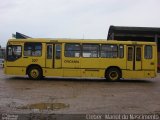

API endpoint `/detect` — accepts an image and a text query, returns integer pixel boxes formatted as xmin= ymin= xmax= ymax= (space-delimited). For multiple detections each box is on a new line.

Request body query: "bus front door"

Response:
xmin=127 ymin=46 xmax=142 ymax=70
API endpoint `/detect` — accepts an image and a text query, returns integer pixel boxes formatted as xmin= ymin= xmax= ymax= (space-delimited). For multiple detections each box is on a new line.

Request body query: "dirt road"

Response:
xmin=0 ymin=68 xmax=160 ymax=119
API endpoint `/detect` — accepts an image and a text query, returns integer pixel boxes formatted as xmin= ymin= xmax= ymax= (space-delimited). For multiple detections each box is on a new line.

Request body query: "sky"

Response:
xmin=0 ymin=0 xmax=160 ymax=47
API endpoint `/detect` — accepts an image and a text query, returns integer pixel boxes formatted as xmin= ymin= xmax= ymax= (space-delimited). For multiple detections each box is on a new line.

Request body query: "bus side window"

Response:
xmin=24 ymin=42 xmax=42 ymax=56
xmin=144 ymin=45 xmax=152 ymax=59
xmin=101 ymin=44 xmax=118 ymax=58
xmin=65 ymin=43 xmax=81 ymax=57
xmin=82 ymin=44 xmax=99 ymax=58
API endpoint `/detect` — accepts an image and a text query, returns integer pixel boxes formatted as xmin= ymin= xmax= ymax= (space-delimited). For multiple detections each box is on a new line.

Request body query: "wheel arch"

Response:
xmin=26 ymin=64 xmax=43 ymax=75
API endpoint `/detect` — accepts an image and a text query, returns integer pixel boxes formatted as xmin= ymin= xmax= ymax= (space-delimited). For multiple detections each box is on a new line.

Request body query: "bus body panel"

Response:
xmin=43 ymin=68 xmax=63 ymax=77
xmin=5 ymin=66 xmax=26 ymax=75
xmin=43 ymin=68 xmax=104 ymax=78
xmin=122 ymin=70 xmax=156 ymax=79
xmin=142 ymin=45 xmax=157 ymax=70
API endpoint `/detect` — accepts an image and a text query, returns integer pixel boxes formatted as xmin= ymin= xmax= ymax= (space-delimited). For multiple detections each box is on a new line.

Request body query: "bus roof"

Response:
xmin=8 ymin=38 xmax=156 ymax=45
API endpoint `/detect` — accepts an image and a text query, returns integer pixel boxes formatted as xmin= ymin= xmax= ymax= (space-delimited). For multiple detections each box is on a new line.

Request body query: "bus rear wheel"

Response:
xmin=105 ymin=68 xmax=121 ymax=81
xmin=28 ymin=66 xmax=42 ymax=80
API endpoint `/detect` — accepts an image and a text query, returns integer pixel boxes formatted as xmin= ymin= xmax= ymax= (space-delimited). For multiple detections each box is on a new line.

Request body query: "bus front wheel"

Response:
xmin=105 ymin=68 xmax=121 ymax=81
xmin=28 ymin=66 xmax=42 ymax=80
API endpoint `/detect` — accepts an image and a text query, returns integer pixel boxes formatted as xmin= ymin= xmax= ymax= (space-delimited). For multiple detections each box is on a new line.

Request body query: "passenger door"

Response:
xmin=54 ymin=44 xmax=62 ymax=68
xmin=127 ymin=46 xmax=142 ymax=70
xmin=135 ymin=46 xmax=142 ymax=70
xmin=46 ymin=44 xmax=54 ymax=68
xmin=46 ymin=44 xmax=62 ymax=68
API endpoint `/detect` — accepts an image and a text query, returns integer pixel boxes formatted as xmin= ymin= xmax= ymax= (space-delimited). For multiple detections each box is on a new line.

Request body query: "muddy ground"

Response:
xmin=0 ymin=68 xmax=160 ymax=119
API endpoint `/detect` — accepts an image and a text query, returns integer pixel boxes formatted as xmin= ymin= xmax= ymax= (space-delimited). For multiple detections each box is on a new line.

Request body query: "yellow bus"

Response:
xmin=4 ymin=38 xmax=157 ymax=81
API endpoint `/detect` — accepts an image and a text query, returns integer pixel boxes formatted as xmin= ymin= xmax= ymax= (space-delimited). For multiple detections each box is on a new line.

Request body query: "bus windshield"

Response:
xmin=7 ymin=45 xmax=22 ymax=61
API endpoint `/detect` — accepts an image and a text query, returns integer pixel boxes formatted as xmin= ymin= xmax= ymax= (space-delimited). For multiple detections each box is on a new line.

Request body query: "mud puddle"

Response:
xmin=20 ymin=103 xmax=69 ymax=110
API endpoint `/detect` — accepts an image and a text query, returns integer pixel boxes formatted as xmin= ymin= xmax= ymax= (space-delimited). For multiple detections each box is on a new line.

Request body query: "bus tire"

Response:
xmin=28 ymin=66 xmax=42 ymax=80
xmin=105 ymin=68 xmax=121 ymax=81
